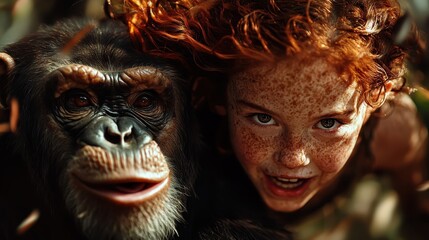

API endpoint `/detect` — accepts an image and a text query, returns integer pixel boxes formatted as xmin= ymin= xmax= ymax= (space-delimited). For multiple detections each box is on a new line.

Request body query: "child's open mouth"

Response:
xmin=271 ymin=177 xmax=309 ymax=189
xmin=265 ymin=175 xmax=313 ymax=198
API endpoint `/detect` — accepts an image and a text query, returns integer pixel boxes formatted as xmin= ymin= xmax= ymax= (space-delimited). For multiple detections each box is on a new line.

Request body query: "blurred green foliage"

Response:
xmin=0 ymin=0 xmax=104 ymax=48
xmin=413 ymin=91 xmax=429 ymax=126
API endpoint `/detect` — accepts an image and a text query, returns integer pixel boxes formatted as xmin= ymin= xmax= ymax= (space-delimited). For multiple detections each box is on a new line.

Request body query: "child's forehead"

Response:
xmin=230 ymin=57 xmax=356 ymax=95
xmin=231 ymin=47 xmax=372 ymax=87
xmin=228 ymin=59 xmax=363 ymax=120
xmin=232 ymin=53 xmax=341 ymax=79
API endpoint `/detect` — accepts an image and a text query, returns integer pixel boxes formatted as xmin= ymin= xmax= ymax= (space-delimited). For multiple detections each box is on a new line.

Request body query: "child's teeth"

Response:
xmin=272 ymin=177 xmax=305 ymax=189
xmin=276 ymin=177 xmax=298 ymax=183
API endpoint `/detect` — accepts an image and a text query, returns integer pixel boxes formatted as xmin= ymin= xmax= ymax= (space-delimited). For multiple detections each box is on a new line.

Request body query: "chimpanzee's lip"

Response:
xmin=73 ymin=175 xmax=169 ymax=205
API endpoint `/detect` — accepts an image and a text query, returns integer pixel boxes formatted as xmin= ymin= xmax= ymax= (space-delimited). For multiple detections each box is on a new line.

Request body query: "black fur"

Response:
xmin=0 ymin=18 xmax=199 ymax=240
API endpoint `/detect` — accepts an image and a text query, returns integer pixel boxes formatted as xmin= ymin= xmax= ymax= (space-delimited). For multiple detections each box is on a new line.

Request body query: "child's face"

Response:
xmin=226 ymin=57 xmax=372 ymax=212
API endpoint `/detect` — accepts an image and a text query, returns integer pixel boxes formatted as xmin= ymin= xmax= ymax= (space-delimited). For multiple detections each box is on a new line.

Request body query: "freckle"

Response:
xmin=324 ymin=84 xmax=333 ymax=94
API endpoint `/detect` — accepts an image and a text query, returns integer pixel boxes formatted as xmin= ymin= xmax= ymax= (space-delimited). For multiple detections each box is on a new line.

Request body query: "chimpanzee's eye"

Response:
xmin=133 ymin=91 xmax=158 ymax=110
xmin=64 ymin=90 xmax=93 ymax=110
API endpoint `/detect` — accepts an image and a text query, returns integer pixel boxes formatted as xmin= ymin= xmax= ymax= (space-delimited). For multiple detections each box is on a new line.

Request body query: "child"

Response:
xmin=111 ymin=0 xmax=428 ymax=238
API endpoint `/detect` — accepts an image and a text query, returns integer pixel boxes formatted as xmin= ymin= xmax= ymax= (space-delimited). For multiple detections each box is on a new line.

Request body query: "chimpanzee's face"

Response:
xmin=0 ymin=19 xmax=196 ymax=240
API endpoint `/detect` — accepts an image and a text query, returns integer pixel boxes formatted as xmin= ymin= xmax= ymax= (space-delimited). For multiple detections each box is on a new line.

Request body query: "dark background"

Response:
xmin=0 ymin=0 xmax=428 ymax=239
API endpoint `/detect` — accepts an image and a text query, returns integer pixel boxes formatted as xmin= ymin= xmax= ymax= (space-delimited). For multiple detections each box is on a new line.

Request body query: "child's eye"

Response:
xmin=251 ymin=113 xmax=276 ymax=125
xmin=316 ymin=118 xmax=340 ymax=130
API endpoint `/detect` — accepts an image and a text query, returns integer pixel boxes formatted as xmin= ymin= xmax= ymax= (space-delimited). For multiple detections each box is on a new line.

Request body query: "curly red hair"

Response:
xmin=106 ymin=0 xmax=419 ymax=107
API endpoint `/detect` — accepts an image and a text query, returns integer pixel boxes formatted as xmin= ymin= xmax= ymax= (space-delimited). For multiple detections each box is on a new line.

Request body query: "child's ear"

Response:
xmin=363 ymin=81 xmax=395 ymax=123
xmin=384 ymin=80 xmax=393 ymax=95
xmin=381 ymin=80 xmax=395 ymax=107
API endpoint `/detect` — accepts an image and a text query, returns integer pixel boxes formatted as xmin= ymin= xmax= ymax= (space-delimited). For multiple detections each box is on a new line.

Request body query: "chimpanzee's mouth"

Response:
xmin=73 ymin=176 xmax=169 ymax=205
xmin=86 ymin=181 xmax=154 ymax=194
xmin=106 ymin=182 xmax=150 ymax=193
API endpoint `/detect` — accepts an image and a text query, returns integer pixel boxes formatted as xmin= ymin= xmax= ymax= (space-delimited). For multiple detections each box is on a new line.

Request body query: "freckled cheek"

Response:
xmin=229 ymin=121 xmax=272 ymax=167
xmin=314 ymin=137 xmax=357 ymax=173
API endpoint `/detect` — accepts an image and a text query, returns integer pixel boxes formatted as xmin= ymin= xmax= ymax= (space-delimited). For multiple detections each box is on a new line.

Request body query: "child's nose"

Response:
xmin=276 ymin=147 xmax=311 ymax=169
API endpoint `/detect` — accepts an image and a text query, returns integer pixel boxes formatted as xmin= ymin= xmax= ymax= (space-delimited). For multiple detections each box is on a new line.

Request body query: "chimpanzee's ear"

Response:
xmin=0 ymin=52 xmax=15 ymax=105
xmin=0 ymin=52 xmax=16 ymax=133
xmin=0 ymin=52 xmax=15 ymax=76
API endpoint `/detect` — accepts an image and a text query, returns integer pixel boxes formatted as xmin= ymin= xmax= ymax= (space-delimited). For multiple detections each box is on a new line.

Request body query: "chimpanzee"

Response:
xmin=0 ymin=18 xmax=199 ymax=240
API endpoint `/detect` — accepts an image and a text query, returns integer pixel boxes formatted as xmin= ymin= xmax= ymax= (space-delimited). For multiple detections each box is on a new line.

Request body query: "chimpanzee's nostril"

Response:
xmin=104 ymin=125 xmax=134 ymax=145
xmin=124 ymin=131 xmax=133 ymax=143
xmin=105 ymin=128 xmax=122 ymax=144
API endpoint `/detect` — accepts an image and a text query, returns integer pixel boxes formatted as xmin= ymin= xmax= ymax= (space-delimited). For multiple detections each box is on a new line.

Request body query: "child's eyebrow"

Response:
xmin=316 ymin=109 xmax=357 ymax=119
xmin=238 ymin=99 xmax=357 ymax=118
xmin=237 ymin=100 xmax=274 ymax=113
